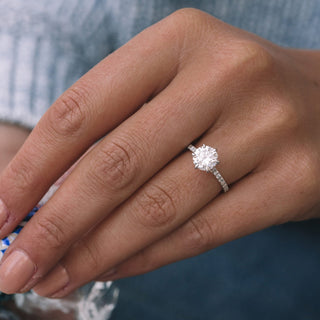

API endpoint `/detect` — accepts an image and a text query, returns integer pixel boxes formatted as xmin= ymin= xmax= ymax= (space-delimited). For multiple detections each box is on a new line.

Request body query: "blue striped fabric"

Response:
xmin=0 ymin=207 xmax=39 ymax=261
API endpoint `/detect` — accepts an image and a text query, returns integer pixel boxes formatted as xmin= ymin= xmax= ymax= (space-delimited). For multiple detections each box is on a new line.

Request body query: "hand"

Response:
xmin=0 ymin=8 xmax=319 ymax=297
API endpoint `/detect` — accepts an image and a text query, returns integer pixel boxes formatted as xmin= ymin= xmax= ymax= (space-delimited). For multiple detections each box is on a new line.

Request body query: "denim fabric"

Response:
xmin=1 ymin=0 xmax=320 ymax=127
xmin=112 ymin=220 xmax=320 ymax=320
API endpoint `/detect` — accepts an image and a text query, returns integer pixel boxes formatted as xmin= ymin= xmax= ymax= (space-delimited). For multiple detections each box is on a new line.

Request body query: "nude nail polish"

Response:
xmin=0 ymin=250 xmax=36 ymax=294
xmin=33 ymin=264 xmax=70 ymax=297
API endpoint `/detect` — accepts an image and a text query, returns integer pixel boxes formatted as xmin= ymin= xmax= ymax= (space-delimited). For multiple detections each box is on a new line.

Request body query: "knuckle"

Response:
xmin=5 ymin=156 xmax=39 ymax=195
xmin=164 ymin=8 xmax=212 ymax=47
xmin=89 ymin=137 xmax=141 ymax=192
xmin=48 ymin=86 xmax=89 ymax=137
xmin=264 ymin=99 xmax=300 ymax=135
xmin=220 ymin=37 xmax=276 ymax=85
xmin=253 ymin=95 xmax=300 ymax=139
xmin=182 ymin=215 xmax=214 ymax=252
xmin=132 ymin=183 xmax=177 ymax=229
xmin=170 ymin=8 xmax=208 ymax=26
xmin=34 ymin=215 xmax=68 ymax=250
xmin=226 ymin=40 xmax=275 ymax=77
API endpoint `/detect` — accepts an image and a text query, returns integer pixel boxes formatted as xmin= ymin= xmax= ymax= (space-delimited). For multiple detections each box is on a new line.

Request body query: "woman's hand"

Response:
xmin=0 ymin=9 xmax=319 ymax=297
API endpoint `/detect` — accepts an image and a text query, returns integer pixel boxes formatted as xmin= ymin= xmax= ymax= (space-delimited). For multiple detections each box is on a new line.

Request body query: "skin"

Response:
xmin=0 ymin=9 xmax=319 ymax=297
xmin=0 ymin=124 xmax=29 ymax=172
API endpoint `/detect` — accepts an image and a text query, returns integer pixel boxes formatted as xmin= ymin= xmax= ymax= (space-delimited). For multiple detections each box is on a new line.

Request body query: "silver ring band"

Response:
xmin=188 ymin=144 xmax=229 ymax=192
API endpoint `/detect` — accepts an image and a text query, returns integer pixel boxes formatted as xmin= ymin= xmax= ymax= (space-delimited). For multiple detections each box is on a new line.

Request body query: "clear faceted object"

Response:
xmin=192 ymin=144 xmax=219 ymax=172
xmin=0 ymin=281 xmax=119 ymax=320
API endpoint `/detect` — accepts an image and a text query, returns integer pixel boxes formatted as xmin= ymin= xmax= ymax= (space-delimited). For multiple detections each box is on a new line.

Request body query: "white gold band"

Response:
xmin=211 ymin=167 xmax=229 ymax=192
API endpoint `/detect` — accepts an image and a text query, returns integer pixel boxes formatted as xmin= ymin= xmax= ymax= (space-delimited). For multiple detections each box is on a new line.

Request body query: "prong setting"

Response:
xmin=188 ymin=144 xmax=229 ymax=192
xmin=190 ymin=144 xmax=219 ymax=172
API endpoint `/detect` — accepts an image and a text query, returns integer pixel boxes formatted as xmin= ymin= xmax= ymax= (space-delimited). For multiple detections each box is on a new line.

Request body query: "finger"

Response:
xmin=32 ymin=124 xmax=266 ymax=298
xmin=0 ymin=15 xmax=180 ymax=237
xmin=96 ymin=163 xmax=312 ymax=281
xmin=0 ymin=60 xmax=228 ymax=294
xmin=0 ymin=19 xmax=255 ymax=293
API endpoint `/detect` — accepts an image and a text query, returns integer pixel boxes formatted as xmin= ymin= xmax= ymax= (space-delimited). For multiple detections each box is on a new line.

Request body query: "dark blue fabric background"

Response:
xmin=112 ymin=220 xmax=320 ymax=319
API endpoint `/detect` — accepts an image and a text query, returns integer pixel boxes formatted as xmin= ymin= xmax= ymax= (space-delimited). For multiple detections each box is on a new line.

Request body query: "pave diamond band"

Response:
xmin=188 ymin=144 xmax=229 ymax=193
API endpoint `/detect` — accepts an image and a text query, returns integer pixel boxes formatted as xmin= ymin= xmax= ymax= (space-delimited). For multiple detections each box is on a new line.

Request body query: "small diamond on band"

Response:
xmin=188 ymin=144 xmax=229 ymax=192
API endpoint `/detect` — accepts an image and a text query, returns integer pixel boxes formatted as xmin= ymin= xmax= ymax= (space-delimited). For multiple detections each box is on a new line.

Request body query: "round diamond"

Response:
xmin=192 ymin=145 xmax=219 ymax=172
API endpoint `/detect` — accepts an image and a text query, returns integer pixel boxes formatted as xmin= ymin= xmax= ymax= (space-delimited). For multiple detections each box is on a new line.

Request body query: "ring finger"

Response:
xmin=33 ymin=126 xmax=264 ymax=298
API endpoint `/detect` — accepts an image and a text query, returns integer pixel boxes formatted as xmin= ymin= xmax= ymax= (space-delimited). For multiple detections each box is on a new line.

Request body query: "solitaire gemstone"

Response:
xmin=192 ymin=145 xmax=219 ymax=172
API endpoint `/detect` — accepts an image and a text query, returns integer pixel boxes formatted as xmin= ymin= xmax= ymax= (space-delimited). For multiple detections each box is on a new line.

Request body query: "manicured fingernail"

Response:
xmin=0 ymin=250 xmax=36 ymax=294
xmin=19 ymin=276 xmax=42 ymax=294
xmin=50 ymin=288 xmax=70 ymax=299
xmin=33 ymin=264 xmax=69 ymax=297
xmin=0 ymin=199 xmax=9 ymax=230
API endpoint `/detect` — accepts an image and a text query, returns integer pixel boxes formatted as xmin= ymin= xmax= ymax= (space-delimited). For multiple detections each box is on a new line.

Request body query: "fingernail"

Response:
xmin=33 ymin=264 xmax=69 ymax=297
xmin=0 ymin=199 xmax=9 ymax=230
xmin=19 ymin=276 xmax=42 ymax=293
xmin=0 ymin=250 xmax=36 ymax=294
xmin=50 ymin=288 xmax=70 ymax=299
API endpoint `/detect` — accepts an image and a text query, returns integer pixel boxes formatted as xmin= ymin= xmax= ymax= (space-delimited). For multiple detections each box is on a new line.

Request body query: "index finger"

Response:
xmin=0 ymin=16 xmax=180 ymax=237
